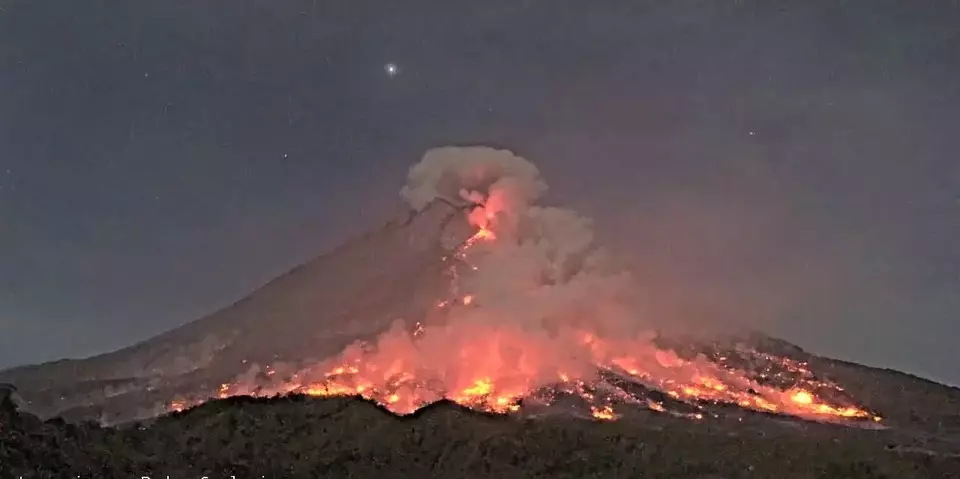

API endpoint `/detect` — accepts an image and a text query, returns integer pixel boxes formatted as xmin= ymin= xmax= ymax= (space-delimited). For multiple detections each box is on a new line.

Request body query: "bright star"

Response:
xmin=384 ymin=62 xmax=398 ymax=77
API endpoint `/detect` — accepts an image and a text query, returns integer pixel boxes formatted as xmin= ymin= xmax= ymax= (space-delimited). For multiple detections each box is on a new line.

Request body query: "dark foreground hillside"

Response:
xmin=2 ymin=395 xmax=959 ymax=479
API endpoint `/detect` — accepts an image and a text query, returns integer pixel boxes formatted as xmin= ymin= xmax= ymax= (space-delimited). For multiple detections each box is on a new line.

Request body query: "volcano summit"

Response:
xmin=1 ymin=147 xmax=958 ymax=443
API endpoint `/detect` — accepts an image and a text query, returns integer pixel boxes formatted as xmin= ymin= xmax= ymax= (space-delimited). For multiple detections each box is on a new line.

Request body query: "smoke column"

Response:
xmin=289 ymin=145 xmax=650 ymax=409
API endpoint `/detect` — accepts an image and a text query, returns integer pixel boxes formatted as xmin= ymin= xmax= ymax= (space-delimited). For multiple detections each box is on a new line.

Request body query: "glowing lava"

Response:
xmin=591 ymin=405 xmax=617 ymax=421
xmin=791 ymin=390 xmax=814 ymax=405
xmin=170 ymin=215 xmax=878 ymax=425
xmin=167 ymin=147 xmax=880 ymax=426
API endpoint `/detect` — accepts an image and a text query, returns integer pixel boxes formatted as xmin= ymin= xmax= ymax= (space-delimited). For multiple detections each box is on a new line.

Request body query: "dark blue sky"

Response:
xmin=1 ymin=1 xmax=958 ymax=384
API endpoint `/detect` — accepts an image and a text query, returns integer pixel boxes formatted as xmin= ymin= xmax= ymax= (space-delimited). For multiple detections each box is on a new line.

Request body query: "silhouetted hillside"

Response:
xmin=0 ymin=200 xmax=472 ymax=424
xmin=2 ymin=394 xmax=959 ymax=478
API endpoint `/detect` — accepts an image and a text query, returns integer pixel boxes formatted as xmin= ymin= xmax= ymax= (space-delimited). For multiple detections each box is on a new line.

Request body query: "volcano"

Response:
xmin=2 ymin=146 xmax=959 ymax=450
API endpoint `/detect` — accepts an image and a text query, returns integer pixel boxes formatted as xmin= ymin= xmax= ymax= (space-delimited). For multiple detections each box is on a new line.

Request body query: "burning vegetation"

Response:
xmin=169 ymin=146 xmax=879 ymax=425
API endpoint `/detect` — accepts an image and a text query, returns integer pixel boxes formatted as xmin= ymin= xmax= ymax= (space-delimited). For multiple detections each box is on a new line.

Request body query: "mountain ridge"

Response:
xmin=1 ymin=143 xmax=957 ymax=456
xmin=1 ymin=195 xmax=959 ymax=444
xmin=0 ymin=199 xmax=473 ymax=423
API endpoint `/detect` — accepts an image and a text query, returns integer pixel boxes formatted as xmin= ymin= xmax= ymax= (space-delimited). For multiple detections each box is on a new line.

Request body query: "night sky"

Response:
xmin=1 ymin=1 xmax=958 ymax=384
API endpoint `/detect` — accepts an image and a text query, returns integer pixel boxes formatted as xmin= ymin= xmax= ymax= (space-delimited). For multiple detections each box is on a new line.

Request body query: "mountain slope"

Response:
xmin=0 ymin=200 xmax=473 ymax=423
xmin=1 ymin=146 xmax=958 ymax=452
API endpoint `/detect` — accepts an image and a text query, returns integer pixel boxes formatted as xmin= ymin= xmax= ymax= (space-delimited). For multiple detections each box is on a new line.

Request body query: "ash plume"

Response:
xmin=400 ymin=146 xmax=547 ymax=214
xmin=402 ymin=145 xmax=635 ymax=325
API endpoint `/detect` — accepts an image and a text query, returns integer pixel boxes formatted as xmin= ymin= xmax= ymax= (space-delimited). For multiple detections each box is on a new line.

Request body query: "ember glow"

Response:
xmin=591 ymin=405 xmax=617 ymax=421
xmin=168 ymin=146 xmax=880 ymax=425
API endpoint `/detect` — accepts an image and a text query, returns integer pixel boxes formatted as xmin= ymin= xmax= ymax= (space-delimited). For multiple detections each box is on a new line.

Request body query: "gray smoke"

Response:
xmin=400 ymin=146 xmax=547 ymax=213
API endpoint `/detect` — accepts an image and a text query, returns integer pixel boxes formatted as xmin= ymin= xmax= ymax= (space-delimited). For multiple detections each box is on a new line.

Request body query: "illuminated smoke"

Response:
xmin=175 ymin=146 xmax=879 ymax=425
xmin=400 ymin=146 xmax=546 ymax=213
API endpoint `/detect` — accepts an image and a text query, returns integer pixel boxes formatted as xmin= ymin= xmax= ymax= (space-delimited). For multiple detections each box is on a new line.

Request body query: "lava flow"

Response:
xmin=168 ymin=146 xmax=880 ymax=426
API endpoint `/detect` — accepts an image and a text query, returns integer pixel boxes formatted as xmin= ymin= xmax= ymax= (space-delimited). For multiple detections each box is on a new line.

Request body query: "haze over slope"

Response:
xmin=0 ymin=191 xmax=473 ymax=423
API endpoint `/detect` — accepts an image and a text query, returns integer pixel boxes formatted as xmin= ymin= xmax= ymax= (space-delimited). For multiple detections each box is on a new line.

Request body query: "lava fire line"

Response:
xmin=169 ymin=211 xmax=878 ymax=425
xmin=167 ymin=147 xmax=881 ymax=426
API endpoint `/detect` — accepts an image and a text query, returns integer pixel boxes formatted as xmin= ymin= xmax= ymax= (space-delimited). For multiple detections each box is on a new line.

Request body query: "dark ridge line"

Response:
xmin=158 ymin=394 xmax=514 ymax=427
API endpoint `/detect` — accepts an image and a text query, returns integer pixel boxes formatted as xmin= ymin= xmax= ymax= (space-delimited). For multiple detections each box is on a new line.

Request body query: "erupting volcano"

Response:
xmin=21 ymin=145 xmax=960 ymax=434
xmin=155 ymin=146 xmax=879 ymax=426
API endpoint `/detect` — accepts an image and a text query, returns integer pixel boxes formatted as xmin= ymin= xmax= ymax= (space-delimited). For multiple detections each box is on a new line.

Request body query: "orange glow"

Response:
xmin=591 ymin=405 xmax=616 ymax=420
xmin=474 ymin=228 xmax=495 ymax=241
xmin=647 ymin=401 xmax=666 ymax=413
xmin=461 ymin=378 xmax=493 ymax=396
xmin=167 ymin=208 xmax=879 ymax=427
xmin=790 ymin=390 xmax=814 ymax=405
xmin=462 ymin=227 xmax=496 ymax=249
